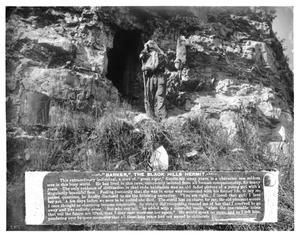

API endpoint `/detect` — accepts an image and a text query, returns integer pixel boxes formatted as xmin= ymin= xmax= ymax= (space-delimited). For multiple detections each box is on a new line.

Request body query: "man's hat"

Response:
xmin=144 ymin=40 xmax=165 ymax=55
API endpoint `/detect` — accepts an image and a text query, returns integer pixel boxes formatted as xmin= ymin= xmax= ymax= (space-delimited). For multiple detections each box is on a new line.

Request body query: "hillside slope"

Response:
xmin=6 ymin=6 xmax=293 ymax=231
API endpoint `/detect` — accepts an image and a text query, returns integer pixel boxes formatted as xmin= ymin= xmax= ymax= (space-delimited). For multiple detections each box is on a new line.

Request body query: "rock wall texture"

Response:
xmin=6 ymin=6 xmax=293 ymax=158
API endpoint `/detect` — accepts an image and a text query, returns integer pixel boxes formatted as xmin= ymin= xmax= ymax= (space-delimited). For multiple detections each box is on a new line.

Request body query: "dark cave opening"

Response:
xmin=106 ymin=30 xmax=143 ymax=101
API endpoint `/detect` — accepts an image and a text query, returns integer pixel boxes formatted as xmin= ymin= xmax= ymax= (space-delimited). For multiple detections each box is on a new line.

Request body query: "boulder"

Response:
xmin=17 ymin=26 xmax=76 ymax=54
xmin=18 ymin=91 xmax=50 ymax=125
xmin=266 ymin=142 xmax=291 ymax=161
xmin=150 ymin=146 xmax=169 ymax=171
xmin=133 ymin=113 xmax=154 ymax=125
xmin=20 ymin=67 xmax=118 ymax=103
xmin=75 ymin=46 xmax=108 ymax=76
xmin=242 ymin=41 xmax=277 ymax=73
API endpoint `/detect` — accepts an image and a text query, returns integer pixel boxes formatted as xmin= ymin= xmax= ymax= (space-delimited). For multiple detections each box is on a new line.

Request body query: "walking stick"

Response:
xmin=142 ymin=71 xmax=150 ymax=116
xmin=179 ymin=66 xmax=183 ymax=81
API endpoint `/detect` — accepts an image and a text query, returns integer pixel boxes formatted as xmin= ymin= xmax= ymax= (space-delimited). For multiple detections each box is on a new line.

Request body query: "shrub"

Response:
xmin=7 ymin=100 xmax=294 ymax=230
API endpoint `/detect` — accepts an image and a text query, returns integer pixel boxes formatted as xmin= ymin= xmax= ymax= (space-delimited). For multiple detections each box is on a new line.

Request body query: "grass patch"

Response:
xmin=7 ymin=102 xmax=294 ymax=230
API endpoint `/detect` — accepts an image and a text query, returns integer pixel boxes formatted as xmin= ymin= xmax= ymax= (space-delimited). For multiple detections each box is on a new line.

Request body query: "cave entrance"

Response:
xmin=106 ymin=30 xmax=143 ymax=102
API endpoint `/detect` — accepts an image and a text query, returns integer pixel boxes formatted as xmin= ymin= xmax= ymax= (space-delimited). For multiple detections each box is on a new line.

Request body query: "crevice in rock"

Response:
xmin=106 ymin=29 xmax=143 ymax=102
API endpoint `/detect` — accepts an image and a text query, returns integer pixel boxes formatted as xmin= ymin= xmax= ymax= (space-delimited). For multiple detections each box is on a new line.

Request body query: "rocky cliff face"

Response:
xmin=5 ymin=6 xmax=294 ymax=230
xmin=6 ymin=6 xmax=293 ymax=159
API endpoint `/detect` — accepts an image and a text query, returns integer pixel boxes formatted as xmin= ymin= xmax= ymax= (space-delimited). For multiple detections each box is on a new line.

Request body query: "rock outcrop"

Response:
xmin=6 ymin=6 xmax=293 ymax=158
xmin=5 ymin=6 xmax=294 ymax=231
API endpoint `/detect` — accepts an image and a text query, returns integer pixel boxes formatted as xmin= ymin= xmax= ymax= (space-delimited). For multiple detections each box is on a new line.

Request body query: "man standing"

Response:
xmin=139 ymin=40 xmax=167 ymax=120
